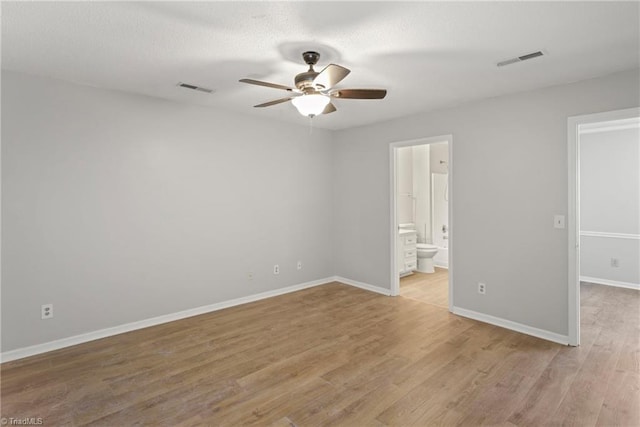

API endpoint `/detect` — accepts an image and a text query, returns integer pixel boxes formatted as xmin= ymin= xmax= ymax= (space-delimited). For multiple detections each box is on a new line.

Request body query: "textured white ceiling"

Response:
xmin=2 ymin=1 xmax=639 ymax=130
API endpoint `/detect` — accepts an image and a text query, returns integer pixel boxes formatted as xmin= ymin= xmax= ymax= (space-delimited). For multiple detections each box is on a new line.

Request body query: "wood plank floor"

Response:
xmin=400 ymin=268 xmax=449 ymax=308
xmin=1 ymin=281 xmax=638 ymax=426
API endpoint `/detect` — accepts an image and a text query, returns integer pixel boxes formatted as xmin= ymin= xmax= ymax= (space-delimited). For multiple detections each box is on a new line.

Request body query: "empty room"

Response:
xmin=1 ymin=2 xmax=639 ymax=426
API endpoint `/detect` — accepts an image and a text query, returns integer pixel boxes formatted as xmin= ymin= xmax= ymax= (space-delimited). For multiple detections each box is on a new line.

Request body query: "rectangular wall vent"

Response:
xmin=497 ymin=51 xmax=544 ymax=67
xmin=177 ymin=82 xmax=214 ymax=93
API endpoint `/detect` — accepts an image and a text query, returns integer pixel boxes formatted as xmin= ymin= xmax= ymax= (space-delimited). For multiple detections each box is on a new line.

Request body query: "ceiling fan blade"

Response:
xmin=254 ymin=97 xmax=293 ymax=108
xmin=313 ymin=64 xmax=350 ymax=90
xmin=240 ymin=78 xmax=295 ymax=92
xmin=322 ymin=102 xmax=337 ymax=115
xmin=330 ymin=89 xmax=387 ymax=99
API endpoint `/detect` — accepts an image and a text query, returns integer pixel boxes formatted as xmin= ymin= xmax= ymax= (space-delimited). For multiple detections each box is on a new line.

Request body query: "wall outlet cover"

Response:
xmin=41 ymin=304 xmax=53 ymax=319
xmin=554 ymin=215 xmax=565 ymax=229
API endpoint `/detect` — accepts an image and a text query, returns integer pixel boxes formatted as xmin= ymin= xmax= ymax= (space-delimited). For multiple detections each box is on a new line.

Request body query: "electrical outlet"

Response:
xmin=41 ymin=304 xmax=53 ymax=319
xmin=297 ymin=261 xmax=302 ymax=270
xmin=273 ymin=264 xmax=280 ymax=275
xmin=611 ymin=258 xmax=619 ymax=268
xmin=478 ymin=282 xmax=486 ymax=295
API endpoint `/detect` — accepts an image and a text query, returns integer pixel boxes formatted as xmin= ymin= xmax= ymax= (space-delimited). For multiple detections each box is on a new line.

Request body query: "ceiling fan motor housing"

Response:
xmin=295 ymin=71 xmax=321 ymax=92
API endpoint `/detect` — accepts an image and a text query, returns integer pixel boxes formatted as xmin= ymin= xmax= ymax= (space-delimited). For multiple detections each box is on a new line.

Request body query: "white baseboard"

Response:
xmin=452 ymin=306 xmax=569 ymax=346
xmin=0 ymin=277 xmax=333 ymax=364
xmin=332 ymin=276 xmax=392 ymax=296
xmin=580 ymin=276 xmax=640 ymax=290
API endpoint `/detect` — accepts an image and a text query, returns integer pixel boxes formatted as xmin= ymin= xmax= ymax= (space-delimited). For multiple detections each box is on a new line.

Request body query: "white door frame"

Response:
xmin=567 ymin=106 xmax=640 ymax=346
xmin=389 ymin=134 xmax=453 ymax=313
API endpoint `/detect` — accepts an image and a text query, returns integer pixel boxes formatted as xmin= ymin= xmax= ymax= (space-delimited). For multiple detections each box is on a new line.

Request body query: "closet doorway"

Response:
xmin=567 ymin=107 xmax=640 ymax=346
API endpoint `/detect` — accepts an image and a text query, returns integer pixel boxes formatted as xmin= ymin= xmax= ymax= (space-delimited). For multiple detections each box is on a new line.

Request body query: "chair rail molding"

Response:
xmin=580 ymin=231 xmax=640 ymax=240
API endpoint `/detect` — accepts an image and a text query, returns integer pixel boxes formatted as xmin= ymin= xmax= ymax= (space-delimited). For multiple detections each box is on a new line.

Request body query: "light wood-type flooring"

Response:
xmin=1 ymin=281 xmax=638 ymax=426
xmin=400 ymin=267 xmax=449 ymax=308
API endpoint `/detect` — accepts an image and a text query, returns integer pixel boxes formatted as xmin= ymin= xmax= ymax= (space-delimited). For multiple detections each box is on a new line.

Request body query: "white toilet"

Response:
xmin=416 ymin=243 xmax=438 ymax=273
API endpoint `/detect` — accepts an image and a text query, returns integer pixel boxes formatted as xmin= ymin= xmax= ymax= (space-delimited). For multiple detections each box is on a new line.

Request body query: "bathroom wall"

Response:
xmin=432 ymin=172 xmax=449 ymax=268
xmin=430 ymin=142 xmax=449 ymax=174
xmin=395 ymin=145 xmax=431 ymax=243
xmin=2 ymin=71 xmax=335 ymax=352
xmin=396 ymin=146 xmax=414 ymax=225
xmin=580 ymin=124 xmax=640 ymax=288
xmin=429 ymin=141 xmax=449 ymax=252
xmin=412 ymin=145 xmax=431 ymax=243
xmin=332 ymin=68 xmax=640 ymax=338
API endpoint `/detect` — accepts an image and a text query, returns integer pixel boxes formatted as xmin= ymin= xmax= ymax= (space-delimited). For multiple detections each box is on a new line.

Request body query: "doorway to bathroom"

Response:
xmin=390 ymin=135 xmax=453 ymax=311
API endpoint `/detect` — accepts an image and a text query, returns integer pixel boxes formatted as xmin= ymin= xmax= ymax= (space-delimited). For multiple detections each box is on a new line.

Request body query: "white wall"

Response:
xmin=412 ymin=145 xmax=430 ymax=243
xmin=580 ymin=126 xmax=640 ymax=286
xmin=396 ymin=146 xmax=413 ymax=225
xmin=429 ymin=141 xmax=448 ymax=250
xmin=430 ymin=142 xmax=449 ymax=175
xmin=333 ymin=68 xmax=640 ymax=337
xmin=1 ymin=71 xmax=335 ymax=352
xmin=395 ymin=144 xmax=432 ymax=242
xmin=396 ymin=145 xmax=431 ymax=242
xmin=431 ymin=172 xmax=449 ymax=248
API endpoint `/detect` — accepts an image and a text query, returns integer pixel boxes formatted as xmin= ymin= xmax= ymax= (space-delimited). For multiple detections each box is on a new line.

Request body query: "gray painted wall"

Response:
xmin=580 ymin=128 xmax=639 ymax=234
xmin=1 ymin=71 xmax=335 ymax=351
xmin=2 ymin=68 xmax=639 ymax=353
xmin=332 ymin=69 xmax=640 ymax=336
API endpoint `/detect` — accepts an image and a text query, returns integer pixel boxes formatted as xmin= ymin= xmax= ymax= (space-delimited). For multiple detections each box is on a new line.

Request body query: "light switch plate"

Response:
xmin=554 ymin=215 xmax=565 ymax=229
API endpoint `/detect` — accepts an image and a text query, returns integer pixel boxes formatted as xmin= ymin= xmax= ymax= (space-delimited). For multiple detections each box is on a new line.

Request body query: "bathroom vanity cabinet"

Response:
xmin=398 ymin=230 xmax=417 ymax=276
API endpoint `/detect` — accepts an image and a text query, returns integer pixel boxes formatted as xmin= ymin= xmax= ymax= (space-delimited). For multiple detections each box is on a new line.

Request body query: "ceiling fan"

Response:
xmin=239 ymin=51 xmax=387 ymax=118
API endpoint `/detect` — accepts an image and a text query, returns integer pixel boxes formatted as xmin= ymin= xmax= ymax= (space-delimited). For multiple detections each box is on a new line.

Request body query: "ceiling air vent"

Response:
xmin=177 ymin=82 xmax=214 ymax=93
xmin=497 ymin=51 xmax=544 ymax=67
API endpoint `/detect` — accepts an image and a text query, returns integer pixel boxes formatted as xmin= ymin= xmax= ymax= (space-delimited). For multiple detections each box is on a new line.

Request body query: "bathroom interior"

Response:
xmin=397 ymin=141 xmax=449 ymax=307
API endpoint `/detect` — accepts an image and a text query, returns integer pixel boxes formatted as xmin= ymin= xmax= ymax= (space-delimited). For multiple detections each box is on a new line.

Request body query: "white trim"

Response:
xmin=580 ymin=231 xmax=640 ymax=240
xmin=389 ymin=142 xmax=399 ymax=296
xmin=389 ymin=134 xmax=453 ymax=311
xmin=580 ymin=276 xmax=640 ymax=290
xmin=447 ymin=139 xmax=454 ymax=313
xmin=568 ymin=115 xmax=580 ymax=346
xmin=452 ymin=306 xmax=569 ymax=346
xmin=578 ymin=118 xmax=639 ymax=134
xmin=0 ymin=277 xmax=333 ymax=363
xmin=567 ymin=107 xmax=640 ymax=348
xmin=579 ymin=123 xmax=639 ymax=134
xmin=333 ymin=276 xmax=392 ymax=296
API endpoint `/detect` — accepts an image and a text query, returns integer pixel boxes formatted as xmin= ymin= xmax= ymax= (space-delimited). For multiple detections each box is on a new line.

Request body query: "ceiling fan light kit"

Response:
xmin=291 ymin=93 xmax=330 ymax=117
xmin=240 ymin=51 xmax=386 ymax=118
